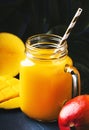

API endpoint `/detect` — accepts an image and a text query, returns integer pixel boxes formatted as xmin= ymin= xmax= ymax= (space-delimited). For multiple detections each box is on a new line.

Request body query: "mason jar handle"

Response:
xmin=65 ymin=64 xmax=80 ymax=98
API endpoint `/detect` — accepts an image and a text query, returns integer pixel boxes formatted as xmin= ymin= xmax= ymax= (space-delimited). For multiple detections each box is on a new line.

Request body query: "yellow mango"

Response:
xmin=0 ymin=76 xmax=19 ymax=90
xmin=0 ymin=32 xmax=25 ymax=76
xmin=0 ymin=75 xmax=11 ymax=90
xmin=0 ymin=96 xmax=20 ymax=109
xmin=0 ymin=76 xmax=19 ymax=103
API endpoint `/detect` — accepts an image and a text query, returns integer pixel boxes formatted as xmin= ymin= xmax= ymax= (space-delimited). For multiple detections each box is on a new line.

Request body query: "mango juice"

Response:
xmin=20 ymin=56 xmax=73 ymax=121
xmin=19 ymin=34 xmax=80 ymax=121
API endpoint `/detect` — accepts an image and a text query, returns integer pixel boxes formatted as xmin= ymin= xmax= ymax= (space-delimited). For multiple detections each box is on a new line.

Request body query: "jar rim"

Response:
xmin=26 ymin=33 xmax=67 ymax=50
xmin=25 ymin=34 xmax=68 ymax=60
xmin=27 ymin=33 xmax=62 ymax=40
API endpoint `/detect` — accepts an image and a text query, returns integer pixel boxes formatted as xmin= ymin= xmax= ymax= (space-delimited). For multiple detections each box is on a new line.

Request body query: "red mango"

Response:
xmin=58 ymin=95 xmax=89 ymax=130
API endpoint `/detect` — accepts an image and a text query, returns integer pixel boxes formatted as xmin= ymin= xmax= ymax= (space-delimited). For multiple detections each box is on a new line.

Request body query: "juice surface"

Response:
xmin=20 ymin=55 xmax=73 ymax=121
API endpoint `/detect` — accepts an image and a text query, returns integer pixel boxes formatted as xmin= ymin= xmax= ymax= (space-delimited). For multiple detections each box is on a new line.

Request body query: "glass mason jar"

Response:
xmin=20 ymin=34 xmax=81 ymax=122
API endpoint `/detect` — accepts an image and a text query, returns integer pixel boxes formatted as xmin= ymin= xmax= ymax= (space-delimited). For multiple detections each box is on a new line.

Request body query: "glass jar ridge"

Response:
xmin=25 ymin=34 xmax=68 ymax=60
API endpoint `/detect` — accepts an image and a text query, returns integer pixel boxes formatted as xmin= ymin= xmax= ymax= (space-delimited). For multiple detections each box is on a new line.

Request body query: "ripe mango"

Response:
xmin=0 ymin=32 xmax=25 ymax=76
xmin=0 ymin=76 xmax=20 ymax=109
xmin=0 ymin=97 xmax=20 ymax=109
xmin=0 ymin=32 xmax=25 ymax=109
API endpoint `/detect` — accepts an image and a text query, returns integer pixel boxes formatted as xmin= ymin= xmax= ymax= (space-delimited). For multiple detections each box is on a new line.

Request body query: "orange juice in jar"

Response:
xmin=20 ymin=34 xmax=80 ymax=121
